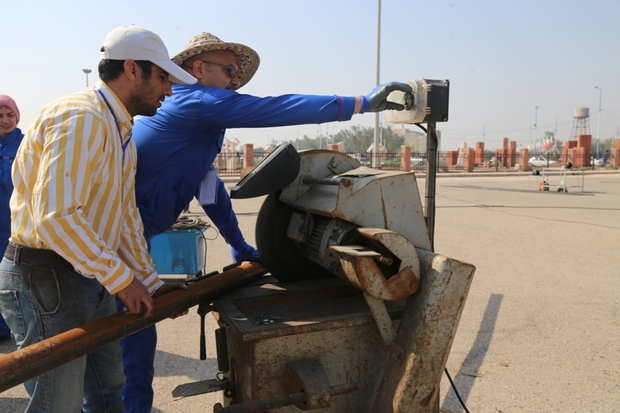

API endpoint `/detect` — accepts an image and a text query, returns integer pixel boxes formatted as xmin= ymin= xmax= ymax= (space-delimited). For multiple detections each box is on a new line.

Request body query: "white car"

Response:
xmin=410 ymin=156 xmax=425 ymax=165
xmin=529 ymin=156 xmax=556 ymax=167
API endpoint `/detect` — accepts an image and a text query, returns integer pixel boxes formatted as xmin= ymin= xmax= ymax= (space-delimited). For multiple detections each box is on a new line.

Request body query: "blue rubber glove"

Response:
xmin=361 ymin=81 xmax=413 ymax=113
xmin=221 ymin=226 xmax=260 ymax=263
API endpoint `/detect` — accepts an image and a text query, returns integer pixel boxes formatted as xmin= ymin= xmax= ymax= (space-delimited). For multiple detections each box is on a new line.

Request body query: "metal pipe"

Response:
xmin=425 ymin=122 xmax=438 ymax=252
xmin=372 ymin=254 xmax=393 ymax=266
xmin=301 ymin=177 xmax=341 ymax=186
xmin=595 ymin=86 xmax=602 ymax=160
xmin=0 ymin=261 xmax=267 ymax=393
xmin=301 ymin=176 xmax=352 ymax=187
xmin=372 ymin=0 xmax=382 ymax=169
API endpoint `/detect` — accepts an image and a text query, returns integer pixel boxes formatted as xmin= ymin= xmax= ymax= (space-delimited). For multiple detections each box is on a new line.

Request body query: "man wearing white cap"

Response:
xmin=0 ymin=25 xmax=195 ymax=412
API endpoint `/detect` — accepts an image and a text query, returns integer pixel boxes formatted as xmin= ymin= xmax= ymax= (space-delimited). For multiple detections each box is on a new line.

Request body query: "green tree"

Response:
xmin=383 ymin=126 xmax=405 ymax=152
xmin=343 ymin=125 xmax=372 ymax=153
xmin=600 ymin=137 xmax=615 ymax=153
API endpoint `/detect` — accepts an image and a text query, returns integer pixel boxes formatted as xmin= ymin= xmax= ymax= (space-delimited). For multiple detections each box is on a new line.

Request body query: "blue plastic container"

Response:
xmin=149 ymin=228 xmax=206 ymax=275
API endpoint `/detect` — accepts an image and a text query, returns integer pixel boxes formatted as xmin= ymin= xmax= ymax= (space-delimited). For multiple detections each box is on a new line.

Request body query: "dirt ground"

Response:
xmin=1 ymin=170 xmax=619 ymax=412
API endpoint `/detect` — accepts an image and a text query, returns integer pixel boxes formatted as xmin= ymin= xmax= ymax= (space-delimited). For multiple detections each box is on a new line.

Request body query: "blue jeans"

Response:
xmin=0 ymin=257 xmax=125 ymax=413
xmin=117 ymin=296 xmax=157 ymax=413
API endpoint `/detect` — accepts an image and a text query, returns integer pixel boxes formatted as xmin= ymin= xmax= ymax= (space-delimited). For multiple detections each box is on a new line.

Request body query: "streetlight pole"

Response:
xmin=372 ymin=0 xmax=381 ymax=168
xmin=595 ymin=86 xmax=602 ymax=159
xmin=533 ymin=105 xmax=540 ymax=156
xmin=534 ymin=105 xmax=540 ymax=137
xmin=553 ymin=117 xmax=560 ymax=156
xmin=82 ymin=68 xmax=92 ymax=88
xmin=326 ymin=124 xmax=329 ymax=147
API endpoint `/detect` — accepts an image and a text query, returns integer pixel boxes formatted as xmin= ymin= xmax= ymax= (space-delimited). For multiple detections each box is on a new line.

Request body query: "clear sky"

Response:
xmin=2 ymin=0 xmax=618 ymax=152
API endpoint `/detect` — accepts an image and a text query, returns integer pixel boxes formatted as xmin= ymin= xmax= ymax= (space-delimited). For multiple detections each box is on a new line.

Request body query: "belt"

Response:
xmin=4 ymin=242 xmax=73 ymax=268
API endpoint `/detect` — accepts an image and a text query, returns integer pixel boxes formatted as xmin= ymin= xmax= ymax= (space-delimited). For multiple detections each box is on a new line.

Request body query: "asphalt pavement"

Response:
xmin=1 ymin=170 xmax=619 ymax=412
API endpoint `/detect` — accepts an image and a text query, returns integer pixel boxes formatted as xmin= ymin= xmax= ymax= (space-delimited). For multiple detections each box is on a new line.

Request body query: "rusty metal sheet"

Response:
xmin=285 ymin=359 xmax=333 ymax=410
xmin=371 ymin=249 xmax=476 ymax=413
xmin=363 ymin=293 xmax=398 ymax=343
xmin=213 ymin=277 xmax=406 ymax=342
xmin=279 ymin=150 xmax=431 ymax=251
xmin=280 ymin=150 xmax=361 ymax=202
xmin=172 ymin=378 xmax=228 ymax=398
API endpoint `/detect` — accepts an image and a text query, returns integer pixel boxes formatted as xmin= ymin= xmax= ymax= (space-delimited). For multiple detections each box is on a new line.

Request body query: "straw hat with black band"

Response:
xmin=172 ymin=32 xmax=260 ymax=88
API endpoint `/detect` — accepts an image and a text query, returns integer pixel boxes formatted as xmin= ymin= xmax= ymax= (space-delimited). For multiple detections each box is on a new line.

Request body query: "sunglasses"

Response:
xmin=200 ymin=60 xmax=238 ymax=79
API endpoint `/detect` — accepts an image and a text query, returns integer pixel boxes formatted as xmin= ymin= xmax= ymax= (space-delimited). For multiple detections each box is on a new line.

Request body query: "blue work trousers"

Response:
xmin=0 ymin=313 xmax=10 ymax=338
xmin=0 ymin=257 xmax=125 ymax=413
xmin=116 ymin=297 xmax=157 ymax=413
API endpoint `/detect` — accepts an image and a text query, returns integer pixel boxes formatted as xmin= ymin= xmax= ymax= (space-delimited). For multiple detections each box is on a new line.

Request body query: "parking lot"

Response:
xmin=1 ymin=171 xmax=619 ymax=412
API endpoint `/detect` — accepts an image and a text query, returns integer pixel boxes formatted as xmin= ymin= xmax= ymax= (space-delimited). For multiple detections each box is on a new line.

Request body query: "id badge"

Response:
xmin=198 ymin=169 xmax=218 ymax=205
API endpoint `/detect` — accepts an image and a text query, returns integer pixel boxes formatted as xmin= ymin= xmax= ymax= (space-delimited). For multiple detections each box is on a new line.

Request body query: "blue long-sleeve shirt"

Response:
xmin=0 ymin=127 xmax=23 ymax=252
xmin=134 ymin=83 xmax=358 ymax=242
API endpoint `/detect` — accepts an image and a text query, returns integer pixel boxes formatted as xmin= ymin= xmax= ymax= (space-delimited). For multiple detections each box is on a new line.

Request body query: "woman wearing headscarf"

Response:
xmin=0 ymin=94 xmax=23 ymax=340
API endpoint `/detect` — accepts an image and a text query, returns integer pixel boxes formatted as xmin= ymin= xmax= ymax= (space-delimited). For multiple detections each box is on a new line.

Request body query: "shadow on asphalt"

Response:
xmin=155 ymin=350 xmax=217 ymax=381
xmin=0 ymin=397 xmax=27 ymax=411
xmin=442 ymin=293 xmax=504 ymax=412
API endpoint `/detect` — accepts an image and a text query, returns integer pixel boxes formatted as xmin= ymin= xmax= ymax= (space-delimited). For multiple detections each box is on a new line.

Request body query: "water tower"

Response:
xmin=566 ymin=107 xmax=592 ymax=168
xmin=570 ymin=107 xmax=590 ymax=140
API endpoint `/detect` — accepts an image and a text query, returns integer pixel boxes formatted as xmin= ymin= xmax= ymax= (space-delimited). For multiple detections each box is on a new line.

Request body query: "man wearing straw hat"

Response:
xmin=125 ymin=32 xmax=412 ymax=413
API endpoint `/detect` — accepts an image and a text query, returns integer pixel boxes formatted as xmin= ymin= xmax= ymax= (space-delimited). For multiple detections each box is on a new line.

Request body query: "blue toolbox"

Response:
xmin=150 ymin=226 xmax=208 ymax=275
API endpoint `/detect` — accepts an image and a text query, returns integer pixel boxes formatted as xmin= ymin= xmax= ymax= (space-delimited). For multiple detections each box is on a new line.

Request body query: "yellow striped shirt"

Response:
xmin=10 ymin=81 xmax=163 ymax=294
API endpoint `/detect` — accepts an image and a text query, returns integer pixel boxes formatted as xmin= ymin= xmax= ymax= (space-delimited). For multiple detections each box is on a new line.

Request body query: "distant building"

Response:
xmin=394 ymin=125 xmax=430 ymax=154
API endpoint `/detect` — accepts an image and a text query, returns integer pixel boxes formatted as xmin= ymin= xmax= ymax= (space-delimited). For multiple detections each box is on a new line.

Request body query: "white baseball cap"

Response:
xmin=101 ymin=25 xmax=196 ymax=85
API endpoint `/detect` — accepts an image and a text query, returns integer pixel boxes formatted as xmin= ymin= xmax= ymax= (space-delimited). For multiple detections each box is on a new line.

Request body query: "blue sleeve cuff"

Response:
xmin=361 ymin=96 xmax=370 ymax=114
xmin=338 ymin=96 xmax=358 ymax=121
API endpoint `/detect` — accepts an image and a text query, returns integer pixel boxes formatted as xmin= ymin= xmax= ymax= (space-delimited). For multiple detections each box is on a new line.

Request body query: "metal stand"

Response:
xmin=424 ymin=122 xmax=438 ymax=252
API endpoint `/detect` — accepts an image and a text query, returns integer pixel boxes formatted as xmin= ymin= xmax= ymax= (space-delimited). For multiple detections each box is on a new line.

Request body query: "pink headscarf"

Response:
xmin=0 ymin=95 xmax=20 ymax=124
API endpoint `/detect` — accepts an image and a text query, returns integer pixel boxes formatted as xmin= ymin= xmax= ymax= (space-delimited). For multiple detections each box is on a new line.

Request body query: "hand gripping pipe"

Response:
xmin=0 ymin=261 xmax=267 ymax=393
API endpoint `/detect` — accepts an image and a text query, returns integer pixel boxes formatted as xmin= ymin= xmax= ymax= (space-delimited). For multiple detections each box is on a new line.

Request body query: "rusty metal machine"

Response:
xmin=0 ymin=78 xmax=474 ymax=413
xmin=174 ymin=78 xmax=477 ymax=413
